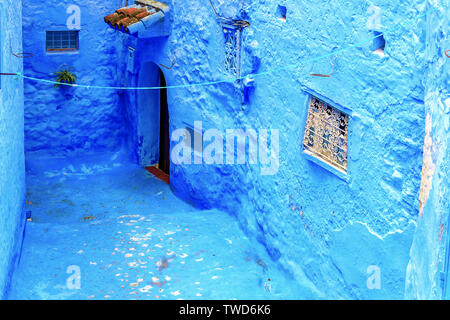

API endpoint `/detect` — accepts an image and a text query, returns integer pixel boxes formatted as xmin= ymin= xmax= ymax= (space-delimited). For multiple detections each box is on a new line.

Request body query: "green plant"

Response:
xmin=54 ymin=68 xmax=77 ymax=88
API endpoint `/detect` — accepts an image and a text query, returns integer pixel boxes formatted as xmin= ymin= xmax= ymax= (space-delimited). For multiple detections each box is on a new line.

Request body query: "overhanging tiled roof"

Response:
xmin=104 ymin=0 xmax=169 ymax=35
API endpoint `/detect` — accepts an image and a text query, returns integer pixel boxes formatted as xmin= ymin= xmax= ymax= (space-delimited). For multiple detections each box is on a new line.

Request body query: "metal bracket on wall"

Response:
xmin=127 ymin=47 xmax=136 ymax=73
xmin=159 ymin=51 xmax=177 ymax=70
xmin=311 ymin=56 xmax=337 ymax=78
xmin=10 ymin=39 xmax=33 ymax=58
xmin=207 ymin=0 xmax=250 ymax=79
xmin=208 ymin=0 xmax=250 ymax=29
xmin=10 ymin=48 xmax=34 ymax=59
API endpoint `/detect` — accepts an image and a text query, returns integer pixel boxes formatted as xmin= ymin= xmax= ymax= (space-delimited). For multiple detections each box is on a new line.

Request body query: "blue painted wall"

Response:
xmin=405 ymin=2 xmax=449 ymax=300
xmin=118 ymin=0 xmax=427 ymax=298
xmin=233 ymin=0 xmax=426 ymax=298
xmin=20 ymin=0 xmax=448 ymax=299
xmin=0 ymin=0 xmax=25 ymax=298
xmin=121 ymin=0 xmax=429 ymax=298
xmin=118 ymin=0 xmax=259 ymax=211
xmin=22 ymin=0 xmax=126 ymax=157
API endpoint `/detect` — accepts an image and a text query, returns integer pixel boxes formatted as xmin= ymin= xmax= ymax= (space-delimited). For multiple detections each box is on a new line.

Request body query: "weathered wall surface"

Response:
xmin=0 ymin=0 xmax=25 ymax=298
xmin=235 ymin=0 xmax=427 ymax=299
xmin=22 ymin=0 xmax=126 ymax=157
xmin=119 ymin=0 xmax=429 ymax=298
xmin=20 ymin=0 xmax=443 ymax=299
xmin=405 ymin=1 xmax=449 ymax=300
xmin=119 ymin=0 xmax=251 ymax=211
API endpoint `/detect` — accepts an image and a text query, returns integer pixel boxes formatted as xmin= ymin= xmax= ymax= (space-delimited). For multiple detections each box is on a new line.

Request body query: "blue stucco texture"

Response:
xmin=2 ymin=0 xmax=448 ymax=300
xmin=123 ymin=0 xmax=427 ymax=298
xmin=22 ymin=1 xmax=126 ymax=156
xmin=405 ymin=2 xmax=449 ymax=300
xmin=0 ymin=0 xmax=25 ymax=298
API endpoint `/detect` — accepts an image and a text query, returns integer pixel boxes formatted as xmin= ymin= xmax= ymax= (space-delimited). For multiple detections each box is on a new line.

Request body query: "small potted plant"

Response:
xmin=54 ymin=67 xmax=77 ymax=88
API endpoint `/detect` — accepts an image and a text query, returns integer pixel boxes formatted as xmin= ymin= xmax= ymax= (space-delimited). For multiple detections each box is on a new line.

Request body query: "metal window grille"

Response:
xmin=46 ymin=31 xmax=79 ymax=52
xmin=303 ymin=95 xmax=349 ymax=173
xmin=222 ymin=26 xmax=241 ymax=77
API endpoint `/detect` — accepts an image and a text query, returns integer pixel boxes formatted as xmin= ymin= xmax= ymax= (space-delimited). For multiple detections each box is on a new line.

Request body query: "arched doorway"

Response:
xmin=158 ymin=69 xmax=170 ymax=175
xmin=137 ymin=62 xmax=170 ymax=180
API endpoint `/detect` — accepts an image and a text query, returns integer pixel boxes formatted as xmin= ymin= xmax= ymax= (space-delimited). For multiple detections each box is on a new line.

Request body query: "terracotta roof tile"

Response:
xmin=136 ymin=12 xmax=151 ymax=20
xmin=104 ymin=2 xmax=167 ymax=34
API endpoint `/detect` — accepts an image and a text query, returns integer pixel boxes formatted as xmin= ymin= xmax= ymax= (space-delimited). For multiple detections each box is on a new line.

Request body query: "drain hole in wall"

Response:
xmin=371 ymin=31 xmax=385 ymax=57
xmin=276 ymin=5 xmax=287 ymax=22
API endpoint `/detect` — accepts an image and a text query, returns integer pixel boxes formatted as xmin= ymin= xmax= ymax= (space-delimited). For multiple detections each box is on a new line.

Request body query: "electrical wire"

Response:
xmin=208 ymin=0 xmax=219 ymax=17
xmin=3 ymin=3 xmax=446 ymax=90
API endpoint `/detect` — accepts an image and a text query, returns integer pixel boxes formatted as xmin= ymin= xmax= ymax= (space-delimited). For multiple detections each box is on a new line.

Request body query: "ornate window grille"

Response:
xmin=303 ymin=95 xmax=349 ymax=173
xmin=222 ymin=25 xmax=241 ymax=77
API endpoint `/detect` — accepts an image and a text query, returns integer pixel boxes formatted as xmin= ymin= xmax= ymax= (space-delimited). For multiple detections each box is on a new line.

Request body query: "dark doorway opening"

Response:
xmin=158 ymin=69 xmax=170 ymax=176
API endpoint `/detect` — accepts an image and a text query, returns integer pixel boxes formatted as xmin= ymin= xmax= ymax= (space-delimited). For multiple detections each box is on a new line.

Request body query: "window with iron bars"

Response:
xmin=222 ymin=26 xmax=241 ymax=77
xmin=46 ymin=31 xmax=79 ymax=52
xmin=303 ymin=95 xmax=349 ymax=173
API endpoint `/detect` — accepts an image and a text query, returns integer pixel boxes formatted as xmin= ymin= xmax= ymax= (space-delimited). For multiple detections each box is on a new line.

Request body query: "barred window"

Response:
xmin=303 ymin=95 xmax=349 ymax=173
xmin=46 ymin=31 xmax=79 ymax=52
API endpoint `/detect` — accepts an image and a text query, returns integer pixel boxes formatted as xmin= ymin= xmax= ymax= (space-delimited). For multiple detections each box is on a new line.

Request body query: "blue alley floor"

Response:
xmin=7 ymin=151 xmax=308 ymax=300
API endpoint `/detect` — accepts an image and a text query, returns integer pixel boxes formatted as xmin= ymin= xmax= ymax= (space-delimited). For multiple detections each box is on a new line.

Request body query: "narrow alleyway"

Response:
xmin=7 ymin=152 xmax=307 ymax=300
